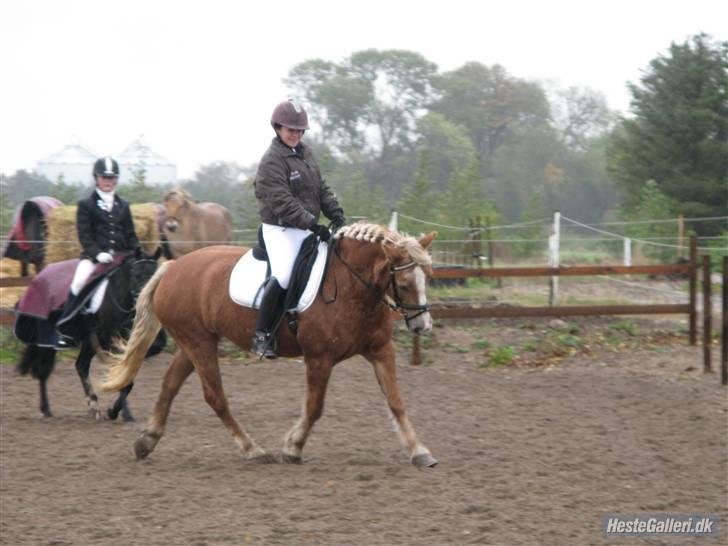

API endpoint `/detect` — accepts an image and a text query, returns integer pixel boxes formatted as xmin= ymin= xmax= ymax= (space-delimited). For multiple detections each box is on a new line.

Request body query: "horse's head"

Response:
xmin=380 ymin=231 xmax=438 ymax=335
xmin=129 ymin=246 xmax=163 ymax=297
xmin=162 ymin=189 xmax=193 ymax=233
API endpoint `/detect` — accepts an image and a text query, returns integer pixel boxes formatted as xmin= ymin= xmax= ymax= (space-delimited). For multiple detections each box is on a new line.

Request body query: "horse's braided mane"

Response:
xmin=336 ymin=222 xmax=432 ymax=267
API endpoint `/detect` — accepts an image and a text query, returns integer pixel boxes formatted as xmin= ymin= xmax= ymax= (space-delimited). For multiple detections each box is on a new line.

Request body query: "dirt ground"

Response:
xmin=1 ymin=316 xmax=726 ymax=546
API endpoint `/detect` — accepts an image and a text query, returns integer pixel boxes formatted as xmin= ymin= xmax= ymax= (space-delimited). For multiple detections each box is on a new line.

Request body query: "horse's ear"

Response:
xmin=381 ymin=242 xmax=400 ymax=262
xmin=418 ymin=231 xmax=438 ymax=249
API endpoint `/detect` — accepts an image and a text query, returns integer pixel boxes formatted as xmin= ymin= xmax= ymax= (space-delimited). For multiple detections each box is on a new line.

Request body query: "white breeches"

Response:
xmin=261 ymin=223 xmax=310 ymax=289
xmin=70 ymin=259 xmax=96 ymax=295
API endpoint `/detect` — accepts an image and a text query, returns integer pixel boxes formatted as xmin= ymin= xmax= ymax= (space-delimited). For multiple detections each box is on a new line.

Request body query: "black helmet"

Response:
xmin=270 ymin=99 xmax=309 ymax=130
xmin=93 ymin=156 xmax=120 ymax=178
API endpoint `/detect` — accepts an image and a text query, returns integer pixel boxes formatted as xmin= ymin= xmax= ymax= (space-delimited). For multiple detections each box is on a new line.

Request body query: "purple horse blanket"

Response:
xmin=14 ymin=256 xmax=124 ymax=347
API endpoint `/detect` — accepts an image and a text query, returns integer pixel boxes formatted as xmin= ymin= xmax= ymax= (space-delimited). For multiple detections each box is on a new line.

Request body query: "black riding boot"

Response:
xmin=55 ymin=291 xmax=82 ymax=349
xmin=251 ymin=278 xmax=287 ymax=359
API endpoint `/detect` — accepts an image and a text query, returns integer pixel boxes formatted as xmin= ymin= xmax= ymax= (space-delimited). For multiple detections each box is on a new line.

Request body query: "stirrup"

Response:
xmin=251 ymin=332 xmax=277 ymax=360
xmin=55 ymin=334 xmax=78 ymax=350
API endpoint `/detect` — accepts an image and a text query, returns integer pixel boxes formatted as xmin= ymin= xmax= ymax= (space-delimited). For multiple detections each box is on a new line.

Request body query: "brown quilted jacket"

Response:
xmin=254 ymin=138 xmax=343 ymax=229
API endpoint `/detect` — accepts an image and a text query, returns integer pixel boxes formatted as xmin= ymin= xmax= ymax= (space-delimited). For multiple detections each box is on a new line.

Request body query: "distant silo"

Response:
xmin=36 ymin=140 xmax=98 ymax=184
xmin=117 ymin=136 xmax=177 ymax=185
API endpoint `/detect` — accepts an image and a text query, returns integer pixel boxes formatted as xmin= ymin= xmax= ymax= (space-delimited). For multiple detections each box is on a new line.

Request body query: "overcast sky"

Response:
xmin=1 ymin=0 xmax=725 ymax=180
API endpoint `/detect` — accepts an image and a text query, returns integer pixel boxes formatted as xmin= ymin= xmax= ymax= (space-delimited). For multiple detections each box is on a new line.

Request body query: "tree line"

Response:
xmin=2 ymin=33 xmax=725 ymax=240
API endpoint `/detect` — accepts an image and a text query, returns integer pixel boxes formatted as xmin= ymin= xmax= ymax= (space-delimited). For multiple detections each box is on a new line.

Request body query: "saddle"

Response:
xmin=229 ymin=227 xmax=329 ymax=314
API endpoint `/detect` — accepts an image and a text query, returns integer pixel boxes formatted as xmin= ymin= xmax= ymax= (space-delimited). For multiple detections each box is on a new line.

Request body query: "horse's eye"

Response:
xmin=398 ymin=284 xmax=410 ymax=293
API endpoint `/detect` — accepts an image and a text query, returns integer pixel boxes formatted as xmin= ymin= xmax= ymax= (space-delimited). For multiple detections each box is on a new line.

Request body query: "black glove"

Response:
xmin=310 ymin=223 xmax=331 ymax=242
xmin=330 ymin=215 xmax=346 ymax=233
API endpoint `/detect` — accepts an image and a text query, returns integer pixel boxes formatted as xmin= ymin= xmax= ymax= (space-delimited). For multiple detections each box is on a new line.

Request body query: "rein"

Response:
xmin=332 ymin=243 xmax=430 ymax=325
xmin=106 ymin=258 xmax=157 ymax=314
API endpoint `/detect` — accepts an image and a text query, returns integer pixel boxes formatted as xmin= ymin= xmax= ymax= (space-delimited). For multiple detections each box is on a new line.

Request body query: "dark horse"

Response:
xmin=102 ymin=222 xmax=439 ymax=467
xmin=16 ymin=246 xmax=163 ymax=420
xmin=3 ymin=196 xmax=62 ymax=276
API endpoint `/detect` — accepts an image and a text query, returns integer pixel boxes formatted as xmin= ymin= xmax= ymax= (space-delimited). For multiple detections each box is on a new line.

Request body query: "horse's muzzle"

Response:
xmin=408 ymin=312 xmax=432 ymax=335
xmin=165 ymin=220 xmax=179 ymax=233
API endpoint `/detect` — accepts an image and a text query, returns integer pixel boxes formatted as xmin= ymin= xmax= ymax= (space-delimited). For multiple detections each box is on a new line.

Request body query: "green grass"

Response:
xmin=556 ymin=334 xmax=582 ymax=348
xmin=486 ymin=346 xmax=516 ymax=367
xmin=0 ymin=327 xmax=24 ymax=365
xmin=470 ymin=339 xmax=492 ymax=351
xmin=609 ymin=320 xmax=639 ymax=336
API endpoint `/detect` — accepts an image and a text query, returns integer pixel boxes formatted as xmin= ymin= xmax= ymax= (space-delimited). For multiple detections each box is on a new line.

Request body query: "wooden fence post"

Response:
xmin=703 ymin=254 xmax=712 ymax=373
xmin=689 ymin=236 xmax=697 ymax=345
xmin=411 ymin=335 xmax=422 ymax=366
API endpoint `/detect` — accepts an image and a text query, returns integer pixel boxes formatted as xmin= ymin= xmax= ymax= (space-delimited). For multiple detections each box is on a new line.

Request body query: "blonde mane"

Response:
xmin=336 ymin=222 xmax=432 ymax=267
xmin=163 ymin=188 xmax=193 ymax=203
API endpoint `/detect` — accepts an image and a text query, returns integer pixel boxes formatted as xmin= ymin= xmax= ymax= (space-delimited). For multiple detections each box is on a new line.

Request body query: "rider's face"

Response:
xmin=96 ymin=175 xmax=118 ymax=192
xmin=277 ymin=126 xmax=304 ymax=148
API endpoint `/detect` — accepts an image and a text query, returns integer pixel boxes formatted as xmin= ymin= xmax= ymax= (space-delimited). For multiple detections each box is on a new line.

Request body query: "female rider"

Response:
xmin=252 ymin=99 xmax=345 ymax=358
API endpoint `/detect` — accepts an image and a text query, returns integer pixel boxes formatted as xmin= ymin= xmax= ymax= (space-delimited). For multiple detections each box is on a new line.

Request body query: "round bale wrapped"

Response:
xmin=45 ymin=203 xmax=161 ymax=264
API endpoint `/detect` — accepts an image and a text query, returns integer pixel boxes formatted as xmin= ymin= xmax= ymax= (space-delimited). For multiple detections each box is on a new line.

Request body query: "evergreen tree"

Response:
xmin=621 ymin=180 xmax=680 ymax=262
xmin=608 ymin=33 xmax=728 ymax=234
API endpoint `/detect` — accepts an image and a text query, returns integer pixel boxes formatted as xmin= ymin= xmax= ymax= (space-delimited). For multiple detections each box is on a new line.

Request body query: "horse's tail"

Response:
xmin=100 ymin=261 xmax=172 ymax=392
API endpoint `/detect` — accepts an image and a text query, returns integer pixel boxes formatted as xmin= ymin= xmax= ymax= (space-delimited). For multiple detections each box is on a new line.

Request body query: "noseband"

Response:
xmin=334 ymin=246 xmax=430 ymax=326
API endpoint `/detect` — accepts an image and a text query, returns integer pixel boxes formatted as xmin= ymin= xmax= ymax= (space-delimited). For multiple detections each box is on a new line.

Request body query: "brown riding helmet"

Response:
xmin=270 ymin=99 xmax=309 ymax=130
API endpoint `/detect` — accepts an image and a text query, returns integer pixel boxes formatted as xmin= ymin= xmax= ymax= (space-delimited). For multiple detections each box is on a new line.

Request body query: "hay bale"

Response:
xmin=46 ymin=203 xmax=160 ymax=264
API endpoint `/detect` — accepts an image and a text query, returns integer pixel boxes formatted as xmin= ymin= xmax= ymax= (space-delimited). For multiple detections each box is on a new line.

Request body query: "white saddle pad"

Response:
xmin=229 ymin=243 xmax=329 ymax=313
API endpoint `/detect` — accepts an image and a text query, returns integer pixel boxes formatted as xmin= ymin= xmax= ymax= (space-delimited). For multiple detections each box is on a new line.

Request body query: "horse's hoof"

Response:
xmin=134 ymin=432 xmax=160 ymax=460
xmin=281 ymin=453 xmax=303 ymax=465
xmin=106 ymin=408 xmax=119 ymax=421
xmin=412 ymin=453 xmax=439 ymax=468
xmin=244 ymin=447 xmax=277 ymax=464
xmin=254 ymin=453 xmax=279 ymax=464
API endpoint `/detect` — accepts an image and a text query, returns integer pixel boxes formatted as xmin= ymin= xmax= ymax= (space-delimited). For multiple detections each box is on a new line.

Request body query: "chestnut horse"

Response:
xmin=101 ymin=223 xmax=439 ymax=467
xmin=161 ymin=188 xmax=232 ymax=258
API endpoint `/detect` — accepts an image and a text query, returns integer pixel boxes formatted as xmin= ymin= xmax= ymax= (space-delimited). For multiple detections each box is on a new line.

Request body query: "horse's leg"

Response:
xmin=107 ymin=383 xmax=134 ymax=422
xmin=281 ymin=358 xmax=333 ymax=464
xmin=134 ymin=350 xmax=193 ymax=459
xmin=38 ymin=376 xmax=52 ymax=418
xmin=21 ymin=259 xmax=29 ymax=278
xmin=183 ymin=340 xmax=272 ymax=462
xmin=18 ymin=345 xmax=55 ymax=417
xmin=364 ymin=342 xmax=438 ymax=468
xmin=75 ymin=340 xmax=102 ymax=419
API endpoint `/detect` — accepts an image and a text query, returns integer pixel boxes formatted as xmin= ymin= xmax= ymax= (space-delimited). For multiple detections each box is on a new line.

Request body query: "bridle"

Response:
xmin=333 ymin=244 xmax=430 ymax=326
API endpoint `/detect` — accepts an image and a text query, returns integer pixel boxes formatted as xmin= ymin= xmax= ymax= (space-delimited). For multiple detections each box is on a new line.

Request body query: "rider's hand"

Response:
xmin=96 ymin=252 xmax=113 ymax=264
xmin=310 ymin=223 xmax=331 ymax=242
xmin=330 ymin=215 xmax=346 ymax=233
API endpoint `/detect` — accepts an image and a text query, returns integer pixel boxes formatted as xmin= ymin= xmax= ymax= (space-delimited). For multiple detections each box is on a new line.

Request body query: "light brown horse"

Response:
xmin=161 ymin=188 xmax=232 ymax=257
xmin=101 ymin=222 xmax=439 ymax=467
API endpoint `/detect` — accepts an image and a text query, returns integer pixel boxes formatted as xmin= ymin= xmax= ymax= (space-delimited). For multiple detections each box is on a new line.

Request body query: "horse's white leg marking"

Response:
xmin=282 ymin=415 xmax=308 ymax=459
xmin=368 ymin=350 xmax=431 ymax=461
xmin=282 ymin=362 xmax=332 ymax=461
